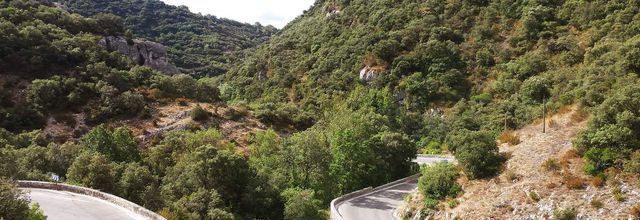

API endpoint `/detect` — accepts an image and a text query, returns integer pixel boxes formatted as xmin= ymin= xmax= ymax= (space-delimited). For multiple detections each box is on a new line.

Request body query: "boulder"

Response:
xmin=359 ymin=66 xmax=380 ymax=82
xmin=100 ymin=36 xmax=179 ymax=75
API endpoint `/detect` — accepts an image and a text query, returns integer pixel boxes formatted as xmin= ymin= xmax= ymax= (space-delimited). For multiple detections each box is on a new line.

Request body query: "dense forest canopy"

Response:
xmin=2 ymin=0 xmax=640 ymax=219
xmin=61 ymin=0 xmax=278 ymax=77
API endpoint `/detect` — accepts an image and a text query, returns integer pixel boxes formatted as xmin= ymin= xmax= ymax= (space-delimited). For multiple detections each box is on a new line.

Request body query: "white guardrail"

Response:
xmin=18 ymin=181 xmax=166 ymax=220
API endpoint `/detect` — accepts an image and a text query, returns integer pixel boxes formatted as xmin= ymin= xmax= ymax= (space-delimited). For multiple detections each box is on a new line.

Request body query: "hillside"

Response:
xmin=3 ymin=0 xmax=640 ymax=220
xmin=61 ymin=0 xmax=278 ymax=76
xmin=402 ymin=106 xmax=640 ymax=219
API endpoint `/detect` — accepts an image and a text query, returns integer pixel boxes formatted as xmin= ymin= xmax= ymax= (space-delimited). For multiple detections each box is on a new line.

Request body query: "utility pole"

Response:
xmin=543 ymin=93 xmax=546 ymax=133
xmin=504 ymin=112 xmax=507 ymax=130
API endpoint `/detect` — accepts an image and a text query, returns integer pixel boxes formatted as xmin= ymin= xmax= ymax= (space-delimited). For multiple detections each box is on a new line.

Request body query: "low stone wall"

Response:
xmin=329 ymin=174 xmax=420 ymax=220
xmin=18 ymin=181 xmax=166 ymax=220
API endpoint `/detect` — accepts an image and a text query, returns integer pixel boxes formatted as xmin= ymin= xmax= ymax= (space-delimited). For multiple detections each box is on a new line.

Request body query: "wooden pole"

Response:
xmin=543 ymin=94 xmax=546 ymax=133
xmin=504 ymin=112 xmax=507 ymax=130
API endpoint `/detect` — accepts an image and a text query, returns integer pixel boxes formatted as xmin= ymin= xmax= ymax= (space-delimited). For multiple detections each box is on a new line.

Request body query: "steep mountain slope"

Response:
xmin=401 ymin=107 xmax=640 ymax=219
xmin=224 ymin=0 xmax=640 ymax=135
xmin=61 ymin=0 xmax=278 ymax=76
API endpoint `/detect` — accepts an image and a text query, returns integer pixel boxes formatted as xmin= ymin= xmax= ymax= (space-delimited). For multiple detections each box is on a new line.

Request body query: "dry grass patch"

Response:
xmin=590 ymin=198 xmax=603 ymax=209
xmin=563 ymin=175 xmax=586 ymax=189
xmin=613 ymin=186 xmax=626 ymax=202
xmin=548 ymin=119 xmax=557 ymax=128
xmin=557 ymin=105 xmax=574 ymax=114
xmin=570 ymin=107 xmax=588 ymax=123
xmin=559 ymin=149 xmax=580 ymax=168
xmin=630 ymin=204 xmax=640 ymax=218
xmin=591 ymin=176 xmax=605 ymax=188
xmin=542 ymin=158 xmax=560 ymax=171
xmin=498 ymin=131 xmax=521 ymax=146
xmin=505 ymin=169 xmax=521 ymax=182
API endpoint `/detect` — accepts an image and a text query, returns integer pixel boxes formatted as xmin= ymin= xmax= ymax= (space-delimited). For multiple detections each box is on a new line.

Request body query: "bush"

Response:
xmin=529 ymin=191 xmax=540 ymax=202
xmin=630 ymin=204 xmax=640 ymax=218
xmin=450 ymin=130 xmax=502 ymax=179
xmin=190 ymin=105 xmax=210 ymax=121
xmin=563 ymin=175 xmax=585 ymax=189
xmin=80 ymin=125 xmax=140 ymax=162
xmin=498 ymin=131 xmax=520 ymax=146
xmin=281 ymin=188 xmax=323 ymax=220
xmin=624 ymin=151 xmax=640 ymax=174
xmin=520 ymin=76 xmax=551 ymax=103
xmin=590 ymin=198 xmax=603 ymax=209
xmin=591 ymin=176 xmax=604 ymax=188
xmin=447 ymin=199 xmax=459 ymax=208
xmin=612 ymin=187 xmax=625 ymax=202
xmin=27 ymin=79 xmax=64 ymax=110
xmin=553 ymin=207 xmax=576 ymax=220
xmin=0 ymin=179 xmax=45 ymax=220
xmin=418 ymin=163 xmax=461 ymax=203
xmin=505 ymin=169 xmax=520 ymax=182
xmin=542 ymin=158 xmax=560 ymax=171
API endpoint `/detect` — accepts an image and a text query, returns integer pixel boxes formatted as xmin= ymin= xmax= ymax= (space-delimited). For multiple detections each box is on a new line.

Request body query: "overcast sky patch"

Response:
xmin=161 ymin=0 xmax=315 ymax=28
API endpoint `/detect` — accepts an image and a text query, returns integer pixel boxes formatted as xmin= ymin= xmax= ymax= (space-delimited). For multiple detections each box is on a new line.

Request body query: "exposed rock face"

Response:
xmin=100 ymin=36 xmax=179 ymax=74
xmin=359 ymin=66 xmax=380 ymax=82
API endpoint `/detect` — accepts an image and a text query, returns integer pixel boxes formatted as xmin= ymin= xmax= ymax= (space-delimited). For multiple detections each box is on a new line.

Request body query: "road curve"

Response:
xmin=333 ymin=155 xmax=455 ymax=220
xmin=23 ymin=188 xmax=147 ymax=220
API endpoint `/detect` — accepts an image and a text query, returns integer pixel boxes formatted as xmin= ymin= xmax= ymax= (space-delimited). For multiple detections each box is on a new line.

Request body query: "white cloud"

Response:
xmin=160 ymin=0 xmax=315 ymax=28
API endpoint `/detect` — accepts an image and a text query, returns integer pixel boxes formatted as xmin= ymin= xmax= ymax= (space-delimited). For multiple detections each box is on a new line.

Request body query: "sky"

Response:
xmin=161 ymin=0 xmax=315 ymax=28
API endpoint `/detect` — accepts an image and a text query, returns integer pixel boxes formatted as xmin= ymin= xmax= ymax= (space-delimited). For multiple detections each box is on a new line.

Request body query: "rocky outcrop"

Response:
xmin=359 ymin=66 xmax=380 ymax=82
xmin=100 ymin=36 xmax=179 ymax=75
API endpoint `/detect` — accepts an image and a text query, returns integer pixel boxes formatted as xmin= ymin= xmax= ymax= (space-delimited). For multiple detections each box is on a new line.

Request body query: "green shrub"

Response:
xmin=529 ymin=191 xmax=540 ymax=202
xmin=590 ymin=198 xmax=603 ymax=209
xmin=418 ymin=163 xmax=461 ymax=202
xmin=554 ymin=207 xmax=576 ymax=220
xmin=450 ymin=130 xmax=502 ymax=179
xmin=0 ymin=179 xmax=46 ymax=220
xmin=190 ymin=105 xmax=210 ymax=121
xmin=520 ymin=76 xmax=551 ymax=103
xmin=624 ymin=151 xmax=640 ymax=174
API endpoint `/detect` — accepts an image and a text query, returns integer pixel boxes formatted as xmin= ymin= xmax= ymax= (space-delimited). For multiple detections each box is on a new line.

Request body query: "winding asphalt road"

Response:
xmin=335 ymin=155 xmax=455 ymax=220
xmin=23 ymin=188 xmax=147 ymax=220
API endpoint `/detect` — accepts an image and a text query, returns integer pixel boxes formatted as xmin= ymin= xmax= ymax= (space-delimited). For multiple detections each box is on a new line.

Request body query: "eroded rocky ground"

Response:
xmin=401 ymin=106 xmax=640 ymax=220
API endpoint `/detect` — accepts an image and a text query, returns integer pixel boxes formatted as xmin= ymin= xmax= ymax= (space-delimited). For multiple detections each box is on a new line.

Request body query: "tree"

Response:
xmin=418 ymin=163 xmax=461 ymax=208
xmin=67 ymin=152 xmax=118 ymax=193
xmin=450 ymin=130 xmax=502 ymax=179
xmin=284 ymin=128 xmax=333 ymax=201
xmin=161 ymin=145 xmax=251 ymax=215
xmin=27 ymin=79 xmax=64 ymax=110
xmin=46 ymin=142 xmax=84 ymax=177
xmin=0 ymin=179 xmax=46 ymax=220
xmin=281 ymin=188 xmax=323 ymax=220
xmin=172 ymin=188 xmax=233 ymax=220
xmin=92 ymin=13 xmax=125 ymax=36
xmin=80 ymin=125 xmax=140 ymax=162
xmin=118 ymin=163 xmax=159 ymax=208
xmin=576 ymin=85 xmax=640 ymax=173
xmin=520 ymin=76 xmax=551 ymax=103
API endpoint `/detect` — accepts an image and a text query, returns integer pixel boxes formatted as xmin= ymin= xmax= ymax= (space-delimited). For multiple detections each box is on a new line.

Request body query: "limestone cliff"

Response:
xmin=100 ymin=36 xmax=179 ymax=74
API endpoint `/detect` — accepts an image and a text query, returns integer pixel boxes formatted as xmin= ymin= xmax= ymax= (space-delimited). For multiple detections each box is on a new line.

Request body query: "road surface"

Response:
xmin=334 ymin=155 xmax=455 ymax=220
xmin=23 ymin=188 xmax=147 ymax=220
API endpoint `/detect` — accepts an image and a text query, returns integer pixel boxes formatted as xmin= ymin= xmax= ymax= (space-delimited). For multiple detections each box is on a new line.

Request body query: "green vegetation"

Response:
xmin=450 ymin=131 xmax=502 ymax=179
xmin=554 ymin=207 xmax=576 ymax=220
xmin=61 ymin=0 xmax=277 ymax=76
xmin=190 ymin=105 xmax=210 ymax=121
xmin=418 ymin=163 xmax=461 ymax=209
xmin=0 ymin=179 xmax=46 ymax=220
xmin=3 ymin=0 xmax=640 ymax=218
